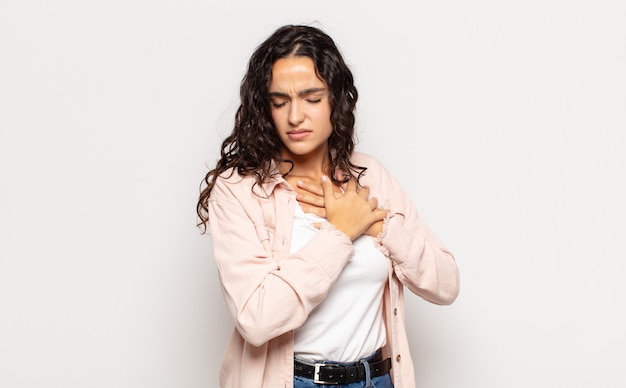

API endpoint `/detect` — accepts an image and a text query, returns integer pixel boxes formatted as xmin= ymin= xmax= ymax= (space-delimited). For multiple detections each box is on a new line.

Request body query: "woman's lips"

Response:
xmin=287 ymin=130 xmax=311 ymax=140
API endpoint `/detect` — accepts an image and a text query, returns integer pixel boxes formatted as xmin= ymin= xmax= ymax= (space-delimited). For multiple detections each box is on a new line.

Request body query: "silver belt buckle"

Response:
xmin=313 ymin=363 xmax=339 ymax=385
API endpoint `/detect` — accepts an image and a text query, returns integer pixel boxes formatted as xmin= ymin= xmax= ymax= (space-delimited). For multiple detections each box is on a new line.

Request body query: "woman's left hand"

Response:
xmin=297 ymin=179 xmax=387 ymax=237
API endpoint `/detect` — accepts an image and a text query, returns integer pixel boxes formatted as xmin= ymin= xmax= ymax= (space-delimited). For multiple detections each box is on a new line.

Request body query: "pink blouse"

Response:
xmin=208 ymin=152 xmax=460 ymax=387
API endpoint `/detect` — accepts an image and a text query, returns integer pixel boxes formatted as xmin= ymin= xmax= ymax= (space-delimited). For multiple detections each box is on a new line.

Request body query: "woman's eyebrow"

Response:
xmin=269 ymin=87 xmax=327 ymax=98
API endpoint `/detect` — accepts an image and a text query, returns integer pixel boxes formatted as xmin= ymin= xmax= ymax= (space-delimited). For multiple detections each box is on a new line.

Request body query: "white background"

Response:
xmin=1 ymin=1 xmax=625 ymax=387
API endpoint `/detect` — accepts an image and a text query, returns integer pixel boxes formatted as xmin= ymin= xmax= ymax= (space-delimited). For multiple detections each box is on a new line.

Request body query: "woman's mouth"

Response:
xmin=287 ymin=130 xmax=311 ymax=140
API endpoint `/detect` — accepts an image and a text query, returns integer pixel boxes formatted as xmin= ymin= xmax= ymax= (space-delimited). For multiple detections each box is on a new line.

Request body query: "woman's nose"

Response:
xmin=288 ymin=102 xmax=305 ymax=125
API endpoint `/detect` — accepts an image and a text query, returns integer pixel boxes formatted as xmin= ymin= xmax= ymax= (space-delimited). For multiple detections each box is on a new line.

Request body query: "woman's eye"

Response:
xmin=307 ymin=99 xmax=322 ymax=104
xmin=271 ymin=101 xmax=286 ymax=108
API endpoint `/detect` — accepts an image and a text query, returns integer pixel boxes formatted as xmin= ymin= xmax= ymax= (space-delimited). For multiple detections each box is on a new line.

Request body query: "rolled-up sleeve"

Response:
xmin=362 ymin=156 xmax=460 ymax=305
xmin=208 ymin=177 xmax=354 ymax=346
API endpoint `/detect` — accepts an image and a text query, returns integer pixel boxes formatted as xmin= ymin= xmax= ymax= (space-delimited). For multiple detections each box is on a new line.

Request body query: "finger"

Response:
xmin=359 ymin=185 xmax=370 ymax=199
xmin=320 ymin=175 xmax=336 ymax=201
xmin=344 ymin=177 xmax=358 ymax=192
xmin=368 ymin=197 xmax=378 ymax=210
xmin=296 ymin=192 xmax=325 ymax=207
xmin=297 ymin=179 xmax=323 ymax=197
xmin=373 ymin=208 xmax=390 ymax=221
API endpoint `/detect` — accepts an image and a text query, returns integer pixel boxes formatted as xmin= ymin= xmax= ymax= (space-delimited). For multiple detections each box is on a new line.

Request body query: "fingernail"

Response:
xmin=297 ymin=179 xmax=303 ymax=186
xmin=321 ymin=175 xmax=328 ymax=183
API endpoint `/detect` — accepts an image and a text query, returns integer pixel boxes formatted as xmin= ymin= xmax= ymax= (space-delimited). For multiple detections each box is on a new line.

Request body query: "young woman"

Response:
xmin=197 ymin=24 xmax=460 ymax=388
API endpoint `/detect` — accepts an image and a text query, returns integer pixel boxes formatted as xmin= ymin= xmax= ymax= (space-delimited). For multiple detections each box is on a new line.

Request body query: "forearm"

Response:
xmin=380 ymin=212 xmax=460 ymax=305
xmin=210 ymin=200 xmax=354 ymax=345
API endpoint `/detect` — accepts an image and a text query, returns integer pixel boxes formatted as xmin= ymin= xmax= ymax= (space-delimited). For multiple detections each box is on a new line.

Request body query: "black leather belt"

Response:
xmin=294 ymin=354 xmax=392 ymax=385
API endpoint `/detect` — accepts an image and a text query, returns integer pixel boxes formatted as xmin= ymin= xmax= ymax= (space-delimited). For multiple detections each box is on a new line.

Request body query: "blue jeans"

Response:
xmin=293 ymin=372 xmax=394 ymax=388
xmin=293 ymin=350 xmax=394 ymax=388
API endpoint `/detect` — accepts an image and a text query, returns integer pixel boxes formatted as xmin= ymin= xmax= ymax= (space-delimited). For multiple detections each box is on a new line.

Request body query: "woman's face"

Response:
xmin=269 ymin=56 xmax=333 ymax=163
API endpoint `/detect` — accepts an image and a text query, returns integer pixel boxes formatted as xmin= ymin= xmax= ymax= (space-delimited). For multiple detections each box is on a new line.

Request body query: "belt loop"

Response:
xmin=360 ymin=358 xmax=374 ymax=388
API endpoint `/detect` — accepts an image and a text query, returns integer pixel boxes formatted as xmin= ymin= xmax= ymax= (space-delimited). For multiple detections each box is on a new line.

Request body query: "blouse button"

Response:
xmin=393 ymin=308 xmax=398 ymax=316
xmin=396 ymin=354 xmax=401 ymax=362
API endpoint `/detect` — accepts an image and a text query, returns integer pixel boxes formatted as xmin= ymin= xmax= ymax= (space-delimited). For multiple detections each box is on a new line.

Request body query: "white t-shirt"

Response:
xmin=291 ymin=205 xmax=388 ymax=362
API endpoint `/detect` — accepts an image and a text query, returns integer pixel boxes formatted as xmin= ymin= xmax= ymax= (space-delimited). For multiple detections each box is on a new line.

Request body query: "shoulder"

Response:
xmin=211 ymin=168 xmax=251 ymax=192
xmin=209 ymin=169 xmax=255 ymax=201
xmin=350 ymin=151 xmax=390 ymax=180
xmin=210 ymin=168 xmax=282 ymax=202
xmin=350 ymin=151 xmax=378 ymax=165
xmin=350 ymin=151 xmax=386 ymax=170
xmin=350 ymin=152 xmax=407 ymax=203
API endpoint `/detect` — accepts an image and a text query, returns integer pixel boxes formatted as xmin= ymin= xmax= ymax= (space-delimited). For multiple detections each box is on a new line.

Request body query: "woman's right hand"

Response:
xmin=320 ymin=175 xmax=388 ymax=240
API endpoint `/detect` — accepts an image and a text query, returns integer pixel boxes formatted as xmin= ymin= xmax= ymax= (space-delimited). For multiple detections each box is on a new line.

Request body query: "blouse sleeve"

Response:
xmin=208 ymin=177 xmax=354 ymax=346
xmin=369 ymin=160 xmax=460 ymax=305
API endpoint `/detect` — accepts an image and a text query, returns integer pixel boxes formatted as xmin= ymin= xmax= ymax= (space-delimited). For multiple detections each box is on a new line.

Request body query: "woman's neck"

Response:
xmin=279 ymin=149 xmax=330 ymax=181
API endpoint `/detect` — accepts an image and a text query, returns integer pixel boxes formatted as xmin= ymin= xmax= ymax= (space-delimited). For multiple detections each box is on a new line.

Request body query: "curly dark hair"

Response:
xmin=197 ymin=24 xmax=365 ymax=230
